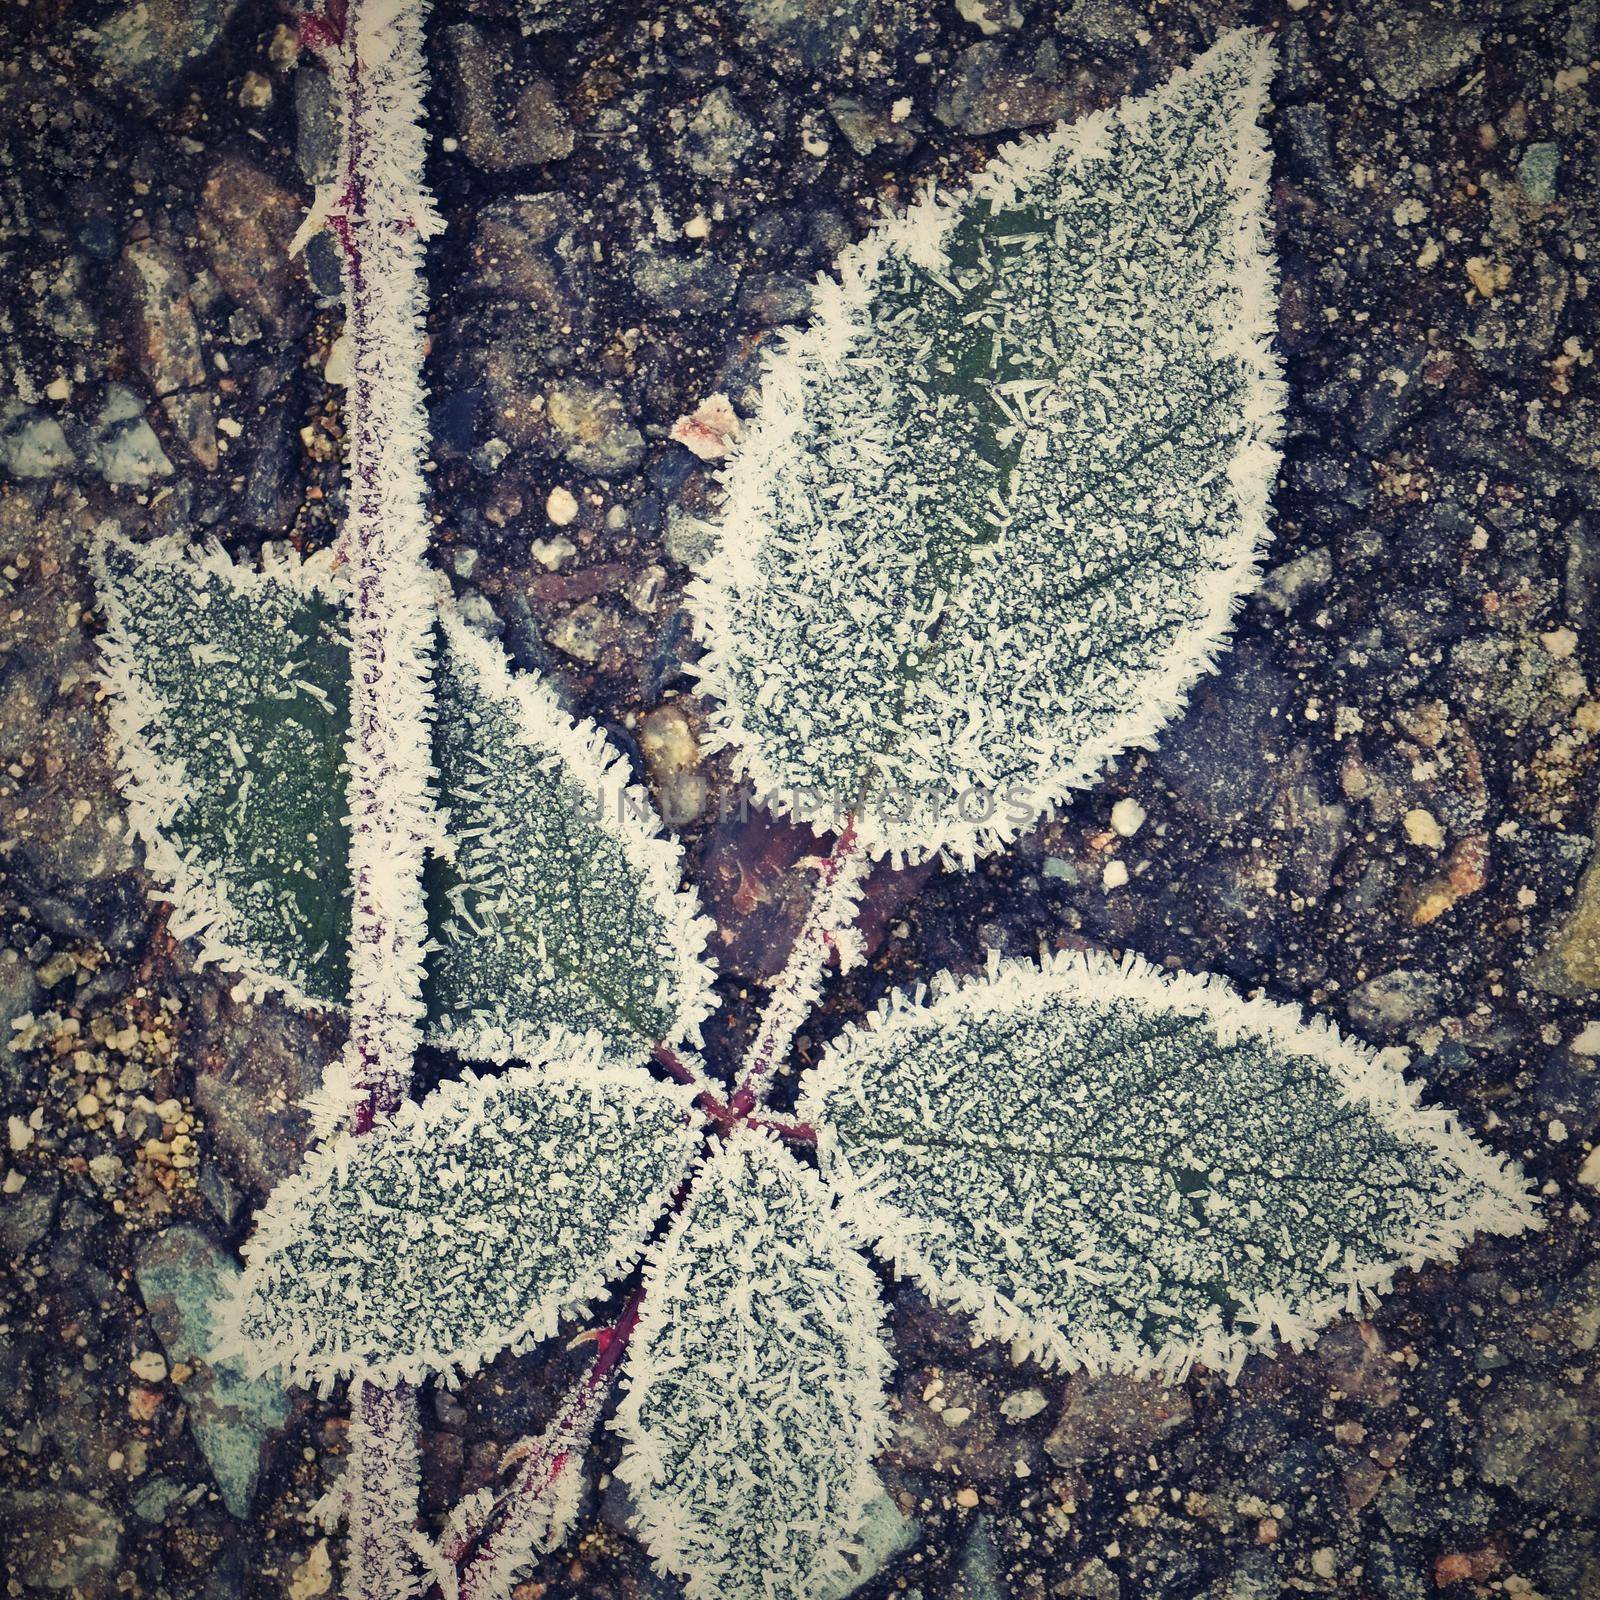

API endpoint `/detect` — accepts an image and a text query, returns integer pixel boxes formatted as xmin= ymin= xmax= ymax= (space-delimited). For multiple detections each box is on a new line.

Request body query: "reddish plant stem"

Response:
xmin=729 ymin=821 xmax=867 ymax=1117
xmin=650 ymin=1044 xmax=818 ymax=1145
xmin=444 ymin=1294 xmax=646 ymax=1597
xmin=437 ymin=830 xmax=865 ymax=1578
xmin=307 ymin=0 xmax=439 ymax=1594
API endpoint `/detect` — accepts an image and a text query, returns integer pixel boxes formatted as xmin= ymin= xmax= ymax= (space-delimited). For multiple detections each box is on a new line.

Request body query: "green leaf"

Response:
xmin=615 ymin=1133 xmax=892 ymax=1600
xmin=799 ymin=950 xmax=1539 ymax=1379
xmin=94 ymin=534 xmax=716 ymax=1061
xmin=94 ymin=535 xmax=351 ymax=1008
xmin=690 ymin=30 xmax=1285 ymax=862
xmin=427 ymin=610 xmax=717 ymax=1066
xmin=215 ymin=1036 xmax=703 ymax=1385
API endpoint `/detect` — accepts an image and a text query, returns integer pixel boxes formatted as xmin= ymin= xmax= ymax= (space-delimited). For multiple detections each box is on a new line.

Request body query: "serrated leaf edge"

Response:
xmin=687 ymin=27 xmax=1286 ymax=866
xmin=612 ymin=1130 xmax=894 ymax=1600
xmin=211 ymin=1032 xmax=706 ymax=1390
xmin=799 ymin=946 xmax=1541 ymax=1382
xmin=92 ymin=529 xmax=348 ymax=1012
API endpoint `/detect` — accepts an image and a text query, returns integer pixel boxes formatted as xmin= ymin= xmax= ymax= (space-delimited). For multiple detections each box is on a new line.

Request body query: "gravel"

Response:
xmin=2 ymin=2 xmax=1597 ymax=1597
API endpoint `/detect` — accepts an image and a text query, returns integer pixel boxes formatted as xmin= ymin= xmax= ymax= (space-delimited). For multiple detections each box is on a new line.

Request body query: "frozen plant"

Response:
xmin=94 ymin=27 xmax=1539 ymax=1600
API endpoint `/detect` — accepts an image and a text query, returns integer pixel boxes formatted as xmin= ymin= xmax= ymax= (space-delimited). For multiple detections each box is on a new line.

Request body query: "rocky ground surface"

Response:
xmin=2 ymin=0 xmax=1600 ymax=1596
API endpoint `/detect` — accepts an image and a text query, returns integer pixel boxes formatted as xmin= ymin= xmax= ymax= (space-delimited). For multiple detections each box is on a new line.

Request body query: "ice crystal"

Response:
xmin=93 ymin=534 xmax=714 ymax=1062
xmin=216 ymin=1037 xmax=702 ymax=1387
xmin=800 ymin=949 xmax=1541 ymax=1380
xmin=690 ymin=30 xmax=1285 ymax=862
xmin=614 ymin=1133 xmax=892 ymax=1600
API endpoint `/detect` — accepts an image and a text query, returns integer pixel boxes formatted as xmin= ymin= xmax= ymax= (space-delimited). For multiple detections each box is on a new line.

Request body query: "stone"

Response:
xmin=1474 ymin=1375 xmax=1598 ymax=1513
xmin=1532 ymin=839 xmax=1600 ymax=999
xmin=680 ymin=87 xmax=757 ymax=179
xmin=294 ymin=65 xmax=339 ymax=186
xmin=1045 ymin=1371 xmax=1193 ymax=1465
xmin=196 ymin=155 xmax=309 ymax=335
xmin=136 ymin=1226 xmax=291 ymax=1518
xmin=934 ymin=40 xmax=1105 ymax=136
xmin=1057 ymin=0 xmax=1142 ymax=52
xmin=0 ymin=1173 xmax=59 ymax=1256
xmin=632 ymin=252 xmax=739 ymax=315
xmin=466 ymin=195 xmax=590 ymax=343
xmin=1357 ymin=7 xmax=1482 ymax=102
xmin=664 ymin=507 xmax=719 ymax=568
xmin=1150 ymin=649 xmax=1288 ymax=828
xmin=0 ymin=1490 xmax=120 ymax=1595
xmin=737 ymin=272 xmax=814 ymax=327
xmin=443 ymin=25 xmax=574 ymax=171
xmin=1259 ymin=547 xmax=1332 ymax=614
xmin=1346 ymin=968 xmax=1448 ymax=1034
xmin=827 ymin=97 xmax=917 ymax=158
xmin=1519 ymin=141 xmax=1560 ymax=204
xmin=88 ymin=385 xmax=171 ymax=486
xmin=0 ymin=405 xmax=74 ymax=479
xmin=955 ymin=1515 xmax=1004 ymax=1600
xmin=187 ymin=1000 xmax=325 ymax=1194
xmin=92 ymin=0 xmax=241 ymax=105
xmin=544 ymin=379 xmax=645 ymax=478
xmin=118 ymin=239 xmax=217 ymax=471
xmin=816 ymin=1483 xmax=918 ymax=1600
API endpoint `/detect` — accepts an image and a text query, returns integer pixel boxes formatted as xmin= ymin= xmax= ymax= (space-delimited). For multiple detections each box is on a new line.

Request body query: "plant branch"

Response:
xmin=438 ymin=1293 xmax=645 ymax=1600
xmin=304 ymin=0 xmax=441 ymax=1595
xmin=729 ymin=822 xmax=870 ymax=1116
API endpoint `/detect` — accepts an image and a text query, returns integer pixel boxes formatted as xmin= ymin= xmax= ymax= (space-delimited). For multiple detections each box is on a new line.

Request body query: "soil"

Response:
xmin=1 ymin=1 xmax=1598 ymax=1598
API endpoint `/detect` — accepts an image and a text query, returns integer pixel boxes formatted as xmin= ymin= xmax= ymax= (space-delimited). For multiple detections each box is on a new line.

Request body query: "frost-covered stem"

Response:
xmin=729 ymin=824 xmax=869 ymax=1115
xmin=317 ymin=0 xmax=441 ymax=1129
xmin=443 ymin=1293 xmax=644 ymax=1600
xmin=348 ymin=1380 xmax=422 ymax=1597
xmin=305 ymin=0 xmax=440 ymax=1594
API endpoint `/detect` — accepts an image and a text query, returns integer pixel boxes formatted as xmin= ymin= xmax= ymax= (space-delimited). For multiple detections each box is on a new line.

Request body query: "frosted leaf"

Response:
xmin=93 ymin=534 xmax=715 ymax=1058
xmin=428 ymin=610 xmax=717 ymax=1065
xmin=800 ymin=950 xmax=1539 ymax=1380
xmin=690 ymin=30 xmax=1285 ymax=863
xmin=93 ymin=533 xmax=351 ymax=1008
xmin=615 ymin=1132 xmax=892 ymax=1600
xmin=215 ymin=1035 xmax=701 ymax=1386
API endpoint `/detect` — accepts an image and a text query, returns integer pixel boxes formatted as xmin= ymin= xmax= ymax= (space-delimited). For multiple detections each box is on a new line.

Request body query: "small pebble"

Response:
xmin=130 ymin=1351 xmax=168 ymax=1383
xmin=1101 ymin=859 xmax=1129 ymax=891
xmin=545 ymin=486 xmax=579 ymax=526
xmin=1110 ymin=797 xmax=1146 ymax=837
xmin=1403 ymin=808 xmax=1444 ymax=849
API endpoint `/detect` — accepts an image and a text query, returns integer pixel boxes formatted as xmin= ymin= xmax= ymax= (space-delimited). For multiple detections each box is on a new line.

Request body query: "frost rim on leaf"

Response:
xmin=688 ymin=27 xmax=1286 ymax=865
xmin=213 ymin=1034 xmax=704 ymax=1390
xmin=800 ymin=947 xmax=1541 ymax=1381
xmin=613 ymin=1131 xmax=893 ymax=1600
xmin=430 ymin=608 xmax=720 ymax=1064
xmin=92 ymin=529 xmax=347 ymax=1012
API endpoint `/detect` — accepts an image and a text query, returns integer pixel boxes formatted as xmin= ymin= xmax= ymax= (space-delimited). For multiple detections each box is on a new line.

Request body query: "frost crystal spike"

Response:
xmin=690 ymin=29 xmax=1286 ymax=862
xmin=217 ymin=1039 xmax=701 ymax=1387
xmin=800 ymin=950 xmax=1539 ymax=1379
xmin=92 ymin=534 xmax=715 ymax=1063
xmin=615 ymin=1133 xmax=892 ymax=1600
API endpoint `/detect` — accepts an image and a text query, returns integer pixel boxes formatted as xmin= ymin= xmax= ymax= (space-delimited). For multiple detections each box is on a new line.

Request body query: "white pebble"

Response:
xmin=1110 ymin=797 xmax=1146 ymax=837
xmin=1101 ymin=859 xmax=1129 ymax=891
xmin=1403 ymin=808 xmax=1444 ymax=849
xmin=545 ymin=486 xmax=579 ymax=526
xmin=130 ymin=1350 xmax=168 ymax=1383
